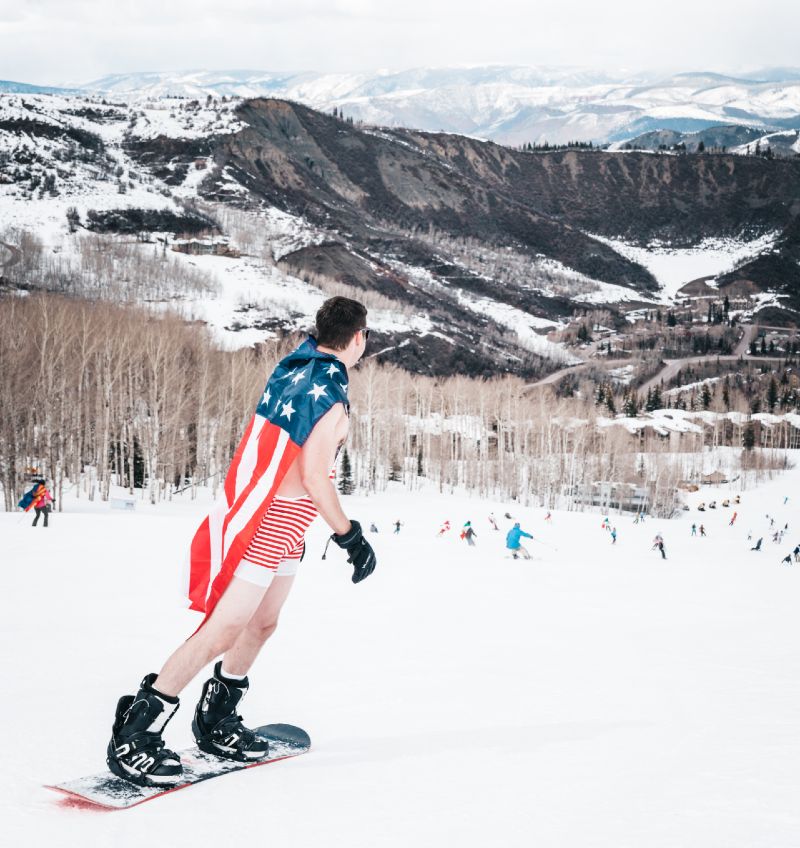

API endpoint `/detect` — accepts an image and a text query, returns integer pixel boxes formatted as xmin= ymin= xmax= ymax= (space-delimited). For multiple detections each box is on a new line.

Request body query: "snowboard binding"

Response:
xmin=192 ymin=663 xmax=269 ymax=762
xmin=106 ymin=674 xmax=183 ymax=787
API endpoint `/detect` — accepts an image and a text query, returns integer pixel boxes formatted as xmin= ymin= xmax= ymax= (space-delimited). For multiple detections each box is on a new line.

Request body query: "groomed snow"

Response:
xmin=592 ymin=232 xmax=781 ymax=302
xmin=3 ymin=456 xmax=800 ymax=845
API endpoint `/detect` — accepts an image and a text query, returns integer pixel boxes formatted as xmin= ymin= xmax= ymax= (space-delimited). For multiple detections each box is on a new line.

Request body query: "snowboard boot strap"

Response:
xmin=192 ymin=662 xmax=268 ymax=761
xmin=108 ymin=673 xmax=183 ymax=786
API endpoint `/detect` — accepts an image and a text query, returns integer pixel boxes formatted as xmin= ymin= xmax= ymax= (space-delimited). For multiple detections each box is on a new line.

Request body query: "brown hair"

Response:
xmin=314 ymin=296 xmax=367 ymax=350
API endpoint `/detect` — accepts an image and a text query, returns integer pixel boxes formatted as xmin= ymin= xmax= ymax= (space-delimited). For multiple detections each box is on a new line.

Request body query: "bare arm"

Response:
xmin=299 ymin=403 xmax=351 ymax=536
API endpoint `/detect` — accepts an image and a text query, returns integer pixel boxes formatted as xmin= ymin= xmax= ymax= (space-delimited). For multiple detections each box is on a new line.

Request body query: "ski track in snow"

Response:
xmin=3 ymin=460 xmax=800 ymax=845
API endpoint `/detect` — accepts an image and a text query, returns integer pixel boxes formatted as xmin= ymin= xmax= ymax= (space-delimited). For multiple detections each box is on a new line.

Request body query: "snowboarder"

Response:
xmin=700 ymin=524 xmax=706 ymax=537
xmin=462 ymin=522 xmax=478 ymax=546
xmin=793 ymin=545 xmax=800 ymax=562
xmin=729 ymin=511 xmax=737 ymax=526
xmin=488 ymin=513 xmax=499 ymax=531
xmin=437 ymin=520 xmax=451 ymax=537
xmin=544 ymin=511 xmax=552 ymax=522
xmin=369 ymin=522 xmax=379 ymax=533
xmin=611 ymin=527 xmax=617 ymax=544
xmin=697 ymin=503 xmax=705 ymax=512
xmin=691 ymin=524 xmax=697 ymax=536
xmin=105 ymin=296 xmax=378 ymax=788
xmin=751 ymin=537 xmax=763 ymax=551
xmin=30 ymin=480 xmax=54 ymax=527
xmin=506 ymin=522 xmax=533 ymax=559
xmin=652 ymin=534 xmax=666 ymax=559
xmin=393 ymin=520 xmax=402 ymax=534
xmin=781 ymin=554 xmax=792 ymax=565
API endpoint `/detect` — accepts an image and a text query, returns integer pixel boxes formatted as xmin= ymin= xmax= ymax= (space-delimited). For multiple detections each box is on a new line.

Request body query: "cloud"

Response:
xmin=0 ymin=0 xmax=798 ymax=85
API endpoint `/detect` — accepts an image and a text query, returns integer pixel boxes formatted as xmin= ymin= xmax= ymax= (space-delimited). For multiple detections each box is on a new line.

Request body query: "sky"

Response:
xmin=1 ymin=0 xmax=799 ymax=85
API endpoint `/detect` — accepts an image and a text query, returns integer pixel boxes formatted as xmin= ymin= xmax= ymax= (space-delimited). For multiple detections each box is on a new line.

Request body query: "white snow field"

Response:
xmin=2 ymin=461 xmax=800 ymax=846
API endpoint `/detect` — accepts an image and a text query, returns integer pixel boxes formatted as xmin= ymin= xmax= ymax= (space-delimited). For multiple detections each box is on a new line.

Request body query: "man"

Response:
xmin=106 ymin=297 xmax=377 ymax=787
xmin=506 ymin=522 xmax=533 ymax=559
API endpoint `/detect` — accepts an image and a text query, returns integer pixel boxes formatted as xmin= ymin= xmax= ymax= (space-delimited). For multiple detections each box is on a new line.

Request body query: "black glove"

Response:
xmin=332 ymin=520 xmax=376 ymax=584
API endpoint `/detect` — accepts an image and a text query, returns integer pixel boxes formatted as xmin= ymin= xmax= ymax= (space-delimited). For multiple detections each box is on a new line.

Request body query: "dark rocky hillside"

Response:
xmin=127 ymin=97 xmax=800 ymax=291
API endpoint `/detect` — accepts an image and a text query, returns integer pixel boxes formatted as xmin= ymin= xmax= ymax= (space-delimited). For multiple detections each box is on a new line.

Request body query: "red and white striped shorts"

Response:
xmin=234 ymin=496 xmax=318 ymax=586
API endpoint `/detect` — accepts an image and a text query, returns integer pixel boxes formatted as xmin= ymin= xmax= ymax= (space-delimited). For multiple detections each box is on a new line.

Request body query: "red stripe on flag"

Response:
xmin=187 ymin=516 xmax=212 ymax=612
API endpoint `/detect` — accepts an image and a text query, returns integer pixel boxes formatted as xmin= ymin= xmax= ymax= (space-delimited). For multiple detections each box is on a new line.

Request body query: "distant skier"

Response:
xmin=691 ymin=524 xmax=697 ymax=536
xmin=793 ymin=545 xmax=800 ymax=562
xmin=369 ymin=522 xmax=379 ymax=533
xmin=544 ymin=511 xmax=552 ymax=522
xmin=784 ymin=496 xmax=789 ymax=505
xmin=700 ymin=524 xmax=706 ymax=537
xmin=697 ymin=503 xmax=705 ymax=512
xmin=462 ymin=522 xmax=478 ymax=547
xmin=394 ymin=520 xmax=402 ymax=534
xmin=652 ymin=534 xmax=666 ymax=560
xmin=437 ymin=520 xmax=451 ymax=537
xmin=25 ymin=479 xmax=53 ymax=528
xmin=729 ymin=511 xmax=737 ymax=526
xmin=781 ymin=554 xmax=792 ymax=565
xmin=751 ymin=537 xmax=763 ymax=551
xmin=506 ymin=522 xmax=533 ymax=559
xmin=611 ymin=527 xmax=617 ymax=545
xmin=488 ymin=513 xmax=499 ymax=531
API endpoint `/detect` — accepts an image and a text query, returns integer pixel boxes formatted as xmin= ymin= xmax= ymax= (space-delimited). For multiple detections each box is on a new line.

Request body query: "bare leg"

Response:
xmin=153 ymin=578 xmax=267 ymax=697
xmin=222 ymin=575 xmax=296 ymax=677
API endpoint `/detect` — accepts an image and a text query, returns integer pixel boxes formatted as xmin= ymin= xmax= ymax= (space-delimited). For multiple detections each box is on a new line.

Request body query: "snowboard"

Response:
xmin=45 ymin=723 xmax=310 ymax=810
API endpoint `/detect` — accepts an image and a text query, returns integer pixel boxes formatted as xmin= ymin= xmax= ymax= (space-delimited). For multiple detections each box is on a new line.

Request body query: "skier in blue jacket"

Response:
xmin=506 ymin=522 xmax=533 ymax=559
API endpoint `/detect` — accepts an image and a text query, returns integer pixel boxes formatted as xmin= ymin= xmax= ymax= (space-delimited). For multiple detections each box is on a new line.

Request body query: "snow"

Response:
xmin=3 ymin=457 xmax=800 ymax=844
xmin=591 ymin=232 xmax=781 ymax=302
xmin=75 ymin=67 xmax=800 ymax=147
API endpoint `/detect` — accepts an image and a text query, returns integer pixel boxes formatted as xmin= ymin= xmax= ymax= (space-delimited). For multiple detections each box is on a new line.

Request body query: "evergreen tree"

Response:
xmin=701 ymin=383 xmax=712 ymax=410
xmin=767 ymin=376 xmax=779 ymax=412
xmin=722 ymin=377 xmax=730 ymax=410
xmin=743 ymin=424 xmax=756 ymax=450
xmin=337 ymin=447 xmax=354 ymax=495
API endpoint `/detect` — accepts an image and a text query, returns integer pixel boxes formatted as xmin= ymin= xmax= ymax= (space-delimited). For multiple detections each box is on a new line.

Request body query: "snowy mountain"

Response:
xmin=75 ymin=65 xmax=800 ymax=146
xmin=2 ymin=90 xmax=799 ymax=377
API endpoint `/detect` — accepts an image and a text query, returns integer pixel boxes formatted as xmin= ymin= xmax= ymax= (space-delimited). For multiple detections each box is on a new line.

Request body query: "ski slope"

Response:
xmin=2 ymin=461 xmax=800 ymax=845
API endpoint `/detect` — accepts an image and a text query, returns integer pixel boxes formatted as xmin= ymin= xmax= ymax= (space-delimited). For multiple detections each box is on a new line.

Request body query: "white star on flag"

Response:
xmin=307 ymin=383 xmax=327 ymax=401
xmin=290 ymin=369 xmax=306 ymax=386
xmin=326 ymin=363 xmax=339 ymax=377
xmin=279 ymin=400 xmax=296 ymax=420
xmin=282 ymin=368 xmax=296 ymax=380
xmin=262 ymin=388 xmax=271 ymax=407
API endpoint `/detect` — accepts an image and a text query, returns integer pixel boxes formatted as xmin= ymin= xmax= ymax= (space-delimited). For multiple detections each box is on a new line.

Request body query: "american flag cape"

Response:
xmin=186 ymin=337 xmax=349 ymax=619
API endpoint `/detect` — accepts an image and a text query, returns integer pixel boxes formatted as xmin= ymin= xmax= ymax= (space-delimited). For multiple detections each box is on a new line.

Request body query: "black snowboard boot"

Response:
xmin=192 ymin=662 xmax=269 ymax=761
xmin=107 ymin=673 xmax=183 ymax=787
